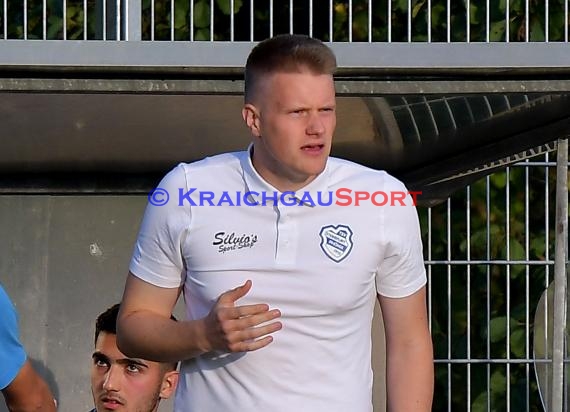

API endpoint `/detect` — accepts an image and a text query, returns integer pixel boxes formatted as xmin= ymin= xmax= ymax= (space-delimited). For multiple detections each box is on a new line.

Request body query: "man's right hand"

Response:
xmin=202 ymin=280 xmax=282 ymax=353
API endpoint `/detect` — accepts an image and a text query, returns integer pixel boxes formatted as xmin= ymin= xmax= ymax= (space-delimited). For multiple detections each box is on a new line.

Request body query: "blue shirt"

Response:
xmin=0 ymin=284 xmax=27 ymax=390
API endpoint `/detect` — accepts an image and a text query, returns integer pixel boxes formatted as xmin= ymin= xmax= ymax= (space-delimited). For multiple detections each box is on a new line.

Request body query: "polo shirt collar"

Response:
xmin=240 ymin=144 xmax=330 ymax=207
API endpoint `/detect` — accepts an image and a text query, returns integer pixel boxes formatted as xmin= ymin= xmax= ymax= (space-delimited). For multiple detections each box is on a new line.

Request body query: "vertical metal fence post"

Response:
xmin=552 ymin=138 xmax=569 ymax=412
xmin=123 ymin=0 xmax=141 ymax=40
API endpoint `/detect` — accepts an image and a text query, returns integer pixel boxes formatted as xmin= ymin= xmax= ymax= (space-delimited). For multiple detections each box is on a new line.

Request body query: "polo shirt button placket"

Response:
xmin=275 ymin=204 xmax=296 ymax=265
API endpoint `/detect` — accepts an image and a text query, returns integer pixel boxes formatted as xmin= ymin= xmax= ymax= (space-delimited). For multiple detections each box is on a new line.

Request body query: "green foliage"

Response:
xmin=194 ymin=1 xmax=210 ymax=29
xmin=2 ymin=0 xmax=104 ymax=39
xmin=216 ymin=0 xmax=242 ymax=16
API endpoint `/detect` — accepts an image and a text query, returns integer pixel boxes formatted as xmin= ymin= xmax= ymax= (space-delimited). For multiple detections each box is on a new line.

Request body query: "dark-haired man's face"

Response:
xmin=91 ymin=332 xmax=178 ymax=412
xmin=243 ymin=70 xmax=336 ymax=192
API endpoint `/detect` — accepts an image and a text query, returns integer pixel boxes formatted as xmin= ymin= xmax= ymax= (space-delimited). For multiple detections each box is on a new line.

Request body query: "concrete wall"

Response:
xmin=0 ymin=195 xmax=386 ymax=411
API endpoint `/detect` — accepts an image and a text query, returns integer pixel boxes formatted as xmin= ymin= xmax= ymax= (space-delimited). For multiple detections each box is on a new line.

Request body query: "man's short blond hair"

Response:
xmin=244 ymin=34 xmax=337 ymax=103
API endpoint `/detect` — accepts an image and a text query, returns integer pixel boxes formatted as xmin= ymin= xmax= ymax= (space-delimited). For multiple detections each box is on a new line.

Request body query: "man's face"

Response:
xmin=91 ymin=332 xmax=177 ymax=412
xmin=243 ymin=70 xmax=336 ymax=192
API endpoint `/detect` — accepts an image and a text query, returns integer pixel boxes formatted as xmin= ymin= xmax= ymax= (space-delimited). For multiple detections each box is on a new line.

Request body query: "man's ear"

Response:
xmin=242 ymin=104 xmax=262 ymax=137
xmin=159 ymin=370 xmax=179 ymax=399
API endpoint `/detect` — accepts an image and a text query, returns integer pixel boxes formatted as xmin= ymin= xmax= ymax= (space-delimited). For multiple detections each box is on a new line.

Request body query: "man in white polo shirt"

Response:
xmin=117 ymin=34 xmax=433 ymax=411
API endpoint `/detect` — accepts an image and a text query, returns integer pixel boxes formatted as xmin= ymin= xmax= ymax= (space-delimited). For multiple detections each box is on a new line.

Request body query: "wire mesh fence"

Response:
xmin=422 ymin=151 xmax=569 ymax=412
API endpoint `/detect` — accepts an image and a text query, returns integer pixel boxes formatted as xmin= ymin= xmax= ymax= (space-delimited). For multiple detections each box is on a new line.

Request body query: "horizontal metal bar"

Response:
xmin=0 ymin=41 xmax=253 ymax=68
xmin=425 ymin=260 xmax=556 ymax=265
xmin=434 ymin=359 xmax=570 ymax=364
xmin=4 ymin=78 xmax=570 ymax=95
xmin=0 ymin=173 xmax=161 ymax=194
xmin=2 ymin=42 xmax=570 ymax=73
xmin=332 ymin=42 xmax=570 ymax=70
xmin=512 ymin=161 xmax=569 ymax=167
xmin=0 ymin=78 xmax=246 ymax=94
xmin=334 ymin=80 xmax=570 ymax=94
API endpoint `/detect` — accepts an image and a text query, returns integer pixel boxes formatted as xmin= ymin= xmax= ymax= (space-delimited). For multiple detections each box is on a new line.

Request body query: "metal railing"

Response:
xmin=1 ymin=0 xmax=569 ymax=42
xmin=2 ymin=0 xmax=570 ymax=85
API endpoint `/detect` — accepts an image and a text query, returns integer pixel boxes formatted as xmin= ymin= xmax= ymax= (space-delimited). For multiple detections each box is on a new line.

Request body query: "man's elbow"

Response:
xmin=2 ymin=364 xmax=56 ymax=412
xmin=115 ymin=307 xmax=136 ymax=356
xmin=5 ymin=393 xmax=56 ymax=412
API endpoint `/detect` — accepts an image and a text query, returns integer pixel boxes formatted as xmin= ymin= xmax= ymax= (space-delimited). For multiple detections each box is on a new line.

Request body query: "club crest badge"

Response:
xmin=319 ymin=224 xmax=354 ymax=263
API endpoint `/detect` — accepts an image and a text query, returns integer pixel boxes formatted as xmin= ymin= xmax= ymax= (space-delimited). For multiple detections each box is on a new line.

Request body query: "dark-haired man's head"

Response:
xmin=91 ymin=304 xmax=178 ymax=412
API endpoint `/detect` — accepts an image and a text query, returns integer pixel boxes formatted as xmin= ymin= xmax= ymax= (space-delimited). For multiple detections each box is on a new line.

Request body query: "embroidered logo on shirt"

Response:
xmin=319 ymin=224 xmax=354 ymax=262
xmin=212 ymin=231 xmax=258 ymax=254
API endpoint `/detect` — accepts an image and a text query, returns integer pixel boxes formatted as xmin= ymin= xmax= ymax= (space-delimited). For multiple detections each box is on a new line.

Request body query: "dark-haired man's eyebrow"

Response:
xmin=92 ymin=352 xmax=149 ymax=369
xmin=92 ymin=352 xmax=110 ymax=364
xmin=116 ymin=358 xmax=149 ymax=369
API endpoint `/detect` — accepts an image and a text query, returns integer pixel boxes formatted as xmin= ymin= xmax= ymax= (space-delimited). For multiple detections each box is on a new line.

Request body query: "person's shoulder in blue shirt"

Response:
xmin=0 ymin=285 xmax=27 ymax=390
xmin=0 ymin=284 xmax=56 ymax=411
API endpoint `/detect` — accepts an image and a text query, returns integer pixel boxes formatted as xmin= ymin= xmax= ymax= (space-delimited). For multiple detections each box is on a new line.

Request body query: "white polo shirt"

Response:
xmin=130 ymin=149 xmax=426 ymax=412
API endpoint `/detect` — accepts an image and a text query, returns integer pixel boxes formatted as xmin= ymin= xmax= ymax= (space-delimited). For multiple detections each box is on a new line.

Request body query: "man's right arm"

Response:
xmin=117 ymin=272 xmax=282 ymax=363
xmin=2 ymin=360 xmax=56 ymax=412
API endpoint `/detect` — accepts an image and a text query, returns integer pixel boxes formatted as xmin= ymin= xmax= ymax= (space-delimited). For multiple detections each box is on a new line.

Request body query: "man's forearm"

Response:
xmin=117 ymin=311 xmax=209 ymax=363
xmin=385 ymin=341 xmax=434 ymax=411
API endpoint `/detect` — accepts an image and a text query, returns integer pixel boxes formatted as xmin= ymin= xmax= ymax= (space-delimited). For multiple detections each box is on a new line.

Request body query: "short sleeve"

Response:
xmin=375 ymin=181 xmax=427 ymax=298
xmin=129 ymin=164 xmax=191 ymax=288
xmin=0 ymin=285 xmax=27 ymax=390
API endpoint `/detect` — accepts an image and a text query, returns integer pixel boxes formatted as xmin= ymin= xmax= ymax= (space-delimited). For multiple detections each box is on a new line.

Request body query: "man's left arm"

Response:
xmin=1 ymin=360 xmax=57 ymax=412
xmin=378 ymin=286 xmax=433 ymax=412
